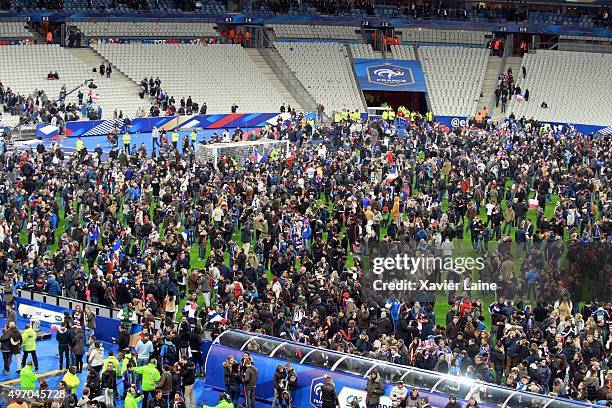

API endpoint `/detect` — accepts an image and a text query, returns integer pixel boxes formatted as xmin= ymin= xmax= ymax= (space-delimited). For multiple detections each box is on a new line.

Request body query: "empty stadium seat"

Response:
xmin=399 ymin=28 xmax=488 ymax=46
xmin=271 ymin=24 xmax=361 ymax=41
xmin=92 ymin=43 xmax=285 ymax=113
xmin=273 ymin=41 xmax=365 ymax=114
xmin=349 ymin=43 xmax=376 ymax=59
xmin=74 ymin=21 xmax=218 ymax=38
xmin=418 ymin=45 xmax=489 ymax=117
xmin=507 ymin=50 xmax=612 ymax=126
xmin=0 ymin=44 xmax=147 ymax=120
xmin=390 ymin=44 xmax=417 ymax=60
xmin=0 ymin=21 xmax=34 ymax=38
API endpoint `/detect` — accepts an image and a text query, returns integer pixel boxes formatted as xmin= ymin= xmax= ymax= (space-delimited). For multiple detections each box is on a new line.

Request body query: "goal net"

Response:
xmin=195 ymin=139 xmax=290 ymax=168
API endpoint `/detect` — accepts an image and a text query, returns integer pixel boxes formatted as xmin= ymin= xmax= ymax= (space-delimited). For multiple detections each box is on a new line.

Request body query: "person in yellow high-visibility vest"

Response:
xmin=190 ymin=130 xmax=197 ymax=147
xmin=381 ymin=109 xmax=389 ymax=121
xmin=388 ymin=109 xmax=396 ymax=123
xmin=426 ymin=111 xmax=433 ymax=123
xmin=122 ymin=132 xmax=131 ymax=154
xmin=171 ymin=130 xmax=179 ymax=150
xmin=342 ymin=109 xmax=349 ymax=121
xmin=75 ymin=137 xmax=84 ymax=153
xmin=334 ymin=111 xmax=341 ymax=123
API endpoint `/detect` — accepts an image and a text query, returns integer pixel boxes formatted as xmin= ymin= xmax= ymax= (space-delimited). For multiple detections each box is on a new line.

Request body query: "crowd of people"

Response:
xmin=137 ymin=77 xmax=208 ymax=118
xmin=0 ymin=109 xmax=610 ymax=408
xmin=494 ymin=67 xmax=530 ymax=115
xmin=0 ymin=76 xmax=108 ymax=128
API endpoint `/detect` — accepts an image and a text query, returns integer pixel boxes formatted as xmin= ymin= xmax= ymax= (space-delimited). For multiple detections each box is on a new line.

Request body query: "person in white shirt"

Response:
xmin=390 ymin=381 xmax=408 ymax=407
xmin=441 ymin=237 xmax=454 ymax=258
xmin=212 ymin=206 xmax=224 ymax=226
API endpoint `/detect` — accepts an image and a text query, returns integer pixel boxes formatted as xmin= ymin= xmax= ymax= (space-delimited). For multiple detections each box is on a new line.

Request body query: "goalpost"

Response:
xmin=195 ymin=139 xmax=291 ymax=168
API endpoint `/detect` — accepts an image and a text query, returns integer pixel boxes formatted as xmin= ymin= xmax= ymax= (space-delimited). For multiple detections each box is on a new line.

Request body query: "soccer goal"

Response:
xmin=195 ymin=139 xmax=290 ymax=168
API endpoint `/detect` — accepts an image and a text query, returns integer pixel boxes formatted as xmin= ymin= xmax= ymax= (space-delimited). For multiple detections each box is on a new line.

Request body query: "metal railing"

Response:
xmin=259 ymin=46 xmax=319 ymax=115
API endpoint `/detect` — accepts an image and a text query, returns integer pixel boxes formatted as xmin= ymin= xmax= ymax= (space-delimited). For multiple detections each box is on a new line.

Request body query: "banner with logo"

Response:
xmin=65 ymin=112 xmax=317 ymax=138
xmin=354 ymin=59 xmax=428 ymax=92
xmin=18 ymin=303 xmax=65 ymax=324
xmin=436 ymin=115 xmax=469 ymax=128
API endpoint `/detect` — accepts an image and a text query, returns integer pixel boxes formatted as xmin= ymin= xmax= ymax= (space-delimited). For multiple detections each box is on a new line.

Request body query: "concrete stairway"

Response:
xmin=244 ymin=48 xmax=303 ymax=112
xmin=248 ymin=47 xmax=322 ymax=117
xmin=66 ymin=47 xmax=150 ymax=119
xmin=476 ymin=56 xmax=503 ymax=116
xmin=373 ymin=50 xmax=384 ymax=59
xmin=491 ymin=56 xmax=524 ymax=122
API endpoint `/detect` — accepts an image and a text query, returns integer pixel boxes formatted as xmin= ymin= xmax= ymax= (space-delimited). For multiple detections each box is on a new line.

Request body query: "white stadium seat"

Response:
xmin=507 ymin=50 xmax=612 ymax=126
xmin=390 ymin=45 xmax=417 ymax=60
xmin=349 ymin=43 xmax=376 ymax=59
xmin=74 ymin=21 xmax=218 ymax=38
xmin=273 ymin=41 xmax=366 ymax=114
xmin=0 ymin=44 xmax=146 ymax=120
xmin=0 ymin=21 xmax=34 ymax=38
xmin=418 ymin=45 xmax=489 ymax=117
xmin=271 ymin=24 xmax=361 ymax=41
xmin=93 ymin=43 xmax=285 ymax=113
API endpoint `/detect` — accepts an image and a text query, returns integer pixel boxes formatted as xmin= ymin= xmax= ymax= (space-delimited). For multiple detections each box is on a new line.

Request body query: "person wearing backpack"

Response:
xmin=121 ymin=347 xmax=137 ymax=375
xmin=123 ymin=362 xmax=139 ymax=399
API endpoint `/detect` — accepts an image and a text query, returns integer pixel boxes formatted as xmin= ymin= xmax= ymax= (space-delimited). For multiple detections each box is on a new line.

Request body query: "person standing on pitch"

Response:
xmin=20 ymin=324 xmax=38 ymax=371
xmin=321 ymin=375 xmax=340 ymax=408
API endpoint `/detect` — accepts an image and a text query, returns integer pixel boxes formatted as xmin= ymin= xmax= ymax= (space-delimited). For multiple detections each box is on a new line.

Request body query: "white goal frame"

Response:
xmin=195 ymin=139 xmax=290 ymax=168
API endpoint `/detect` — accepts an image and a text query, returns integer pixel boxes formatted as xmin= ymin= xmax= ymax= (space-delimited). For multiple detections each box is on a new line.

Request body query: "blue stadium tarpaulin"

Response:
xmin=354 ymin=58 xmax=428 ymax=92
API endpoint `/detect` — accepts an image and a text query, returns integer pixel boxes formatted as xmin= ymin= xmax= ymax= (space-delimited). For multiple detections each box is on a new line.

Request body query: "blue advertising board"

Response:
xmin=65 ymin=112 xmax=317 ymax=138
xmin=436 ymin=115 xmax=469 ymax=128
xmin=354 ymin=59 xmax=428 ymax=92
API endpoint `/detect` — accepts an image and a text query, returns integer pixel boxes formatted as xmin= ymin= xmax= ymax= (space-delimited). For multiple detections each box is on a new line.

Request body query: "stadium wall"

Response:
xmin=12 ymin=288 xmax=213 ymax=352
xmin=14 ymin=289 xmax=120 ymax=343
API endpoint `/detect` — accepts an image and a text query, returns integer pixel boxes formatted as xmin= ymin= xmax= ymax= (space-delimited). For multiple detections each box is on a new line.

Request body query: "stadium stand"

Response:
xmin=0 ymin=21 xmax=33 ymax=38
xmin=399 ymin=27 xmax=489 ymax=46
xmin=528 ymin=10 xmax=594 ymax=27
xmin=349 ymin=43 xmax=376 ymax=59
xmin=274 ymin=41 xmax=366 ymax=113
xmin=419 ymin=45 xmax=489 ymax=117
xmin=0 ymin=44 xmax=146 ymax=120
xmin=73 ymin=21 xmax=218 ymax=38
xmin=507 ymin=50 xmax=612 ymax=126
xmin=390 ymin=44 xmax=417 ymax=60
xmin=92 ymin=43 xmax=285 ymax=113
xmin=270 ymin=24 xmax=361 ymax=40
xmin=558 ymin=35 xmax=612 ymax=54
